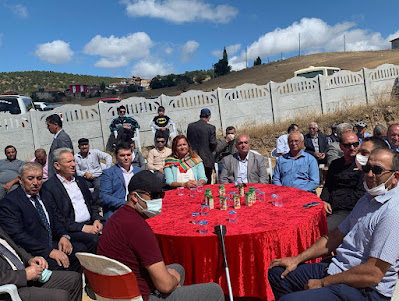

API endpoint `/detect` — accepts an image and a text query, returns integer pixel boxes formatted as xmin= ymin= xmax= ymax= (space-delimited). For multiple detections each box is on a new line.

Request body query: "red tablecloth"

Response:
xmin=147 ymin=184 xmax=327 ymax=300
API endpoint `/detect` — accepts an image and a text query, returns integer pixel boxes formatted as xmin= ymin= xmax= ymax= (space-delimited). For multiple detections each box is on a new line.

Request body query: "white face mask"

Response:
xmin=355 ymin=154 xmax=369 ymax=170
xmin=135 ymin=192 xmax=162 ymax=218
xmin=363 ymin=173 xmax=395 ymax=196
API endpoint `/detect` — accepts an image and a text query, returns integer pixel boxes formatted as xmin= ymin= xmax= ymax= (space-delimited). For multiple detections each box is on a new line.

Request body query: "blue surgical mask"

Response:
xmin=135 ymin=192 xmax=162 ymax=218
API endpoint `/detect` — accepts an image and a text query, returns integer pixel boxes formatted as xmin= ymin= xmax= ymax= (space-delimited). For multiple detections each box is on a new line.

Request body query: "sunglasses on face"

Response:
xmin=119 ymin=111 xmax=126 ymax=114
xmin=342 ymin=142 xmax=360 ymax=148
xmin=136 ymin=190 xmax=165 ymax=199
xmin=362 ymin=164 xmax=395 ymax=175
xmin=156 ymin=140 xmax=166 ymax=143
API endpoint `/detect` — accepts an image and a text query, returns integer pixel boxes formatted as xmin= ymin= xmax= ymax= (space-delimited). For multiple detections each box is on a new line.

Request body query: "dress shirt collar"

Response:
xmin=53 ymin=129 xmax=63 ymax=139
xmin=118 ymin=164 xmax=133 ymax=174
xmin=236 ymin=152 xmax=249 ymax=163
xmin=76 ymin=151 xmax=91 ymax=158
xmin=56 ymin=173 xmax=75 ymax=184
xmin=284 ymin=149 xmax=305 ymax=159
xmin=373 ymin=184 xmax=399 ymax=204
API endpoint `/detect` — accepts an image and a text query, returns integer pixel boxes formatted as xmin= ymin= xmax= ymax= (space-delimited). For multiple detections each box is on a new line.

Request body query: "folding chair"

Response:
xmin=76 ymin=252 xmax=143 ymax=301
xmin=0 ymin=284 xmax=22 ymax=301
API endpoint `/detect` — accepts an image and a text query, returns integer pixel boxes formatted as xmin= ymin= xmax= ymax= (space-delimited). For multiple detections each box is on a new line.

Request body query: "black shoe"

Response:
xmin=85 ymin=284 xmax=97 ymax=300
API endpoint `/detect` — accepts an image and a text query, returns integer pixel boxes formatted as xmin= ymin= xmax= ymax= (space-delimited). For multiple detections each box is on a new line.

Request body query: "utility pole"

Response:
xmin=245 ymin=47 xmax=248 ymax=68
xmin=298 ymin=33 xmax=301 ymax=56
xmin=344 ymin=34 xmax=346 ymax=52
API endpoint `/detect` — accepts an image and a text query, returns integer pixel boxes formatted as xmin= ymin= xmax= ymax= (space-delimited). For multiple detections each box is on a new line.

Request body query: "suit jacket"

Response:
xmin=326 ymin=142 xmax=344 ymax=166
xmin=304 ymin=132 xmax=329 ymax=157
xmin=220 ymin=151 xmax=267 ymax=184
xmin=0 ymin=186 xmax=67 ymax=259
xmin=48 ymin=129 xmax=74 ymax=178
xmin=187 ymin=119 xmax=217 ymax=168
xmin=100 ymin=165 xmax=142 ymax=219
xmin=42 ymin=175 xmax=104 ymax=233
xmin=0 ymin=226 xmax=32 ymax=287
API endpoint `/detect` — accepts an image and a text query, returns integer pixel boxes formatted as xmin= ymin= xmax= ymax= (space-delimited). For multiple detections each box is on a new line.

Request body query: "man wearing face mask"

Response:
xmin=321 ymin=132 xmax=365 ymax=231
xmin=97 ymin=171 xmax=224 ymax=301
xmin=355 ymin=137 xmax=389 ymax=170
xmin=269 ymin=149 xmax=399 ymax=301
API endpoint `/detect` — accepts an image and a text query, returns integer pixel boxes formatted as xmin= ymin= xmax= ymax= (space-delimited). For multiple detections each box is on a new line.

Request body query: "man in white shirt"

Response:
xmin=147 ymin=134 xmax=172 ymax=184
xmin=276 ymin=124 xmax=299 ymax=156
xmin=43 ymin=148 xmax=104 ymax=255
xmin=74 ymin=138 xmax=112 ymax=204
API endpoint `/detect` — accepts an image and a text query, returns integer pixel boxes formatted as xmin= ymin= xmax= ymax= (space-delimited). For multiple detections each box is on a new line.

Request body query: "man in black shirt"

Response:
xmin=321 ymin=132 xmax=365 ymax=231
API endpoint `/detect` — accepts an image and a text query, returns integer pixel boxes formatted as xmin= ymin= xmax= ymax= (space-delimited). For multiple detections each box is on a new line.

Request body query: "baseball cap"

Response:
xmin=200 ymin=108 xmax=211 ymax=117
xmin=78 ymin=138 xmax=89 ymax=145
xmin=355 ymin=121 xmax=367 ymax=128
xmin=128 ymin=170 xmax=163 ymax=195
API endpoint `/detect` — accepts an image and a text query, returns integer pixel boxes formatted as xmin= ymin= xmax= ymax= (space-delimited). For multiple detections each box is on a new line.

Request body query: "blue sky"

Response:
xmin=0 ymin=0 xmax=398 ymax=79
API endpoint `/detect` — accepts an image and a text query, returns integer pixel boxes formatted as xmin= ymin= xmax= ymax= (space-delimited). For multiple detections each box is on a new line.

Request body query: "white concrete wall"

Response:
xmin=1 ymin=63 xmax=398 ymax=160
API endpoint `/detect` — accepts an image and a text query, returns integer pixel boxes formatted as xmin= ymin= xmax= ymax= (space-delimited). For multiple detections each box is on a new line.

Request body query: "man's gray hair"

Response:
xmin=288 ymin=132 xmax=304 ymax=141
xmin=336 ymin=123 xmax=353 ymax=135
xmin=373 ymin=124 xmax=387 ymax=137
xmin=53 ymin=147 xmax=73 ymax=163
xmin=309 ymin=122 xmax=318 ymax=128
xmin=19 ymin=162 xmax=43 ymax=176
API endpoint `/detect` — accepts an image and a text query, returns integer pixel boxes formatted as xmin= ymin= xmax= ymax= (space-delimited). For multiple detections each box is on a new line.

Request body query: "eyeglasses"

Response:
xmin=156 ymin=140 xmax=166 ymax=144
xmin=136 ymin=190 xmax=165 ymax=199
xmin=362 ymin=164 xmax=395 ymax=175
xmin=341 ymin=142 xmax=360 ymax=148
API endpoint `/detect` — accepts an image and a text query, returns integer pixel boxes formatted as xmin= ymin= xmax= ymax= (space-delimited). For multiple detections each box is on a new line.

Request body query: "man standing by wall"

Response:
xmin=46 ymin=114 xmax=73 ymax=179
xmin=187 ymin=108 xmax=217 ymax=184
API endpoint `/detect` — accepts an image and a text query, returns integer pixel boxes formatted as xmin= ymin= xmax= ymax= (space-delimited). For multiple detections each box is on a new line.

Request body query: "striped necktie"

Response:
xmin=31 ymin=195 xmax=53 ymax=248
xmin=0 ymin=242 xmax=25 ymax=270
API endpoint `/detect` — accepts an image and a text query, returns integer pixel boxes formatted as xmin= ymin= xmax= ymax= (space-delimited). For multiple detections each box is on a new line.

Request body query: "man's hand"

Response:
xmin=269 ymin=257 xmax=300 ymax=279
xmin=58 ymin=237 xmax=72 ymax=255
xmin=304 ymin=279 xmax=323 ymax=290
xmin=84 ymin=172 xmax=94 ymax=180
xmin=82 ymin=225 xmax=100 ymax=234
xmin=3 ymin=181 xmax=14 ymax=192
xmin=323 ymin=201 xmax=332 ymax=214
xmin=93 ymin=220 xmax=103 ymax=233
xmin=49 ymin=249 xmax=70 ymax=268
xmin=28 ymin=256 xmax=48 ymax=269
xmin=25 ymin=265 xmax=43 ymax=281
xmin=167 ymin=268 xmax=181 ymax=287
xmin=158 ymin=168 xmax=164 ymax=174
xmin=225 ymin=134 xmax=234 ymax=143
xmin=319 ymin=153 xmax=326 ymax=160
xmin=123 ymin=125 xmax=131 ymax=130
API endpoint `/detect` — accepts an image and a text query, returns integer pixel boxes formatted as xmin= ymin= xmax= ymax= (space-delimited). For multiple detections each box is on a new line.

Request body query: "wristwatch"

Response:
xmin=62 ymin=234 xmax=71 ymax=240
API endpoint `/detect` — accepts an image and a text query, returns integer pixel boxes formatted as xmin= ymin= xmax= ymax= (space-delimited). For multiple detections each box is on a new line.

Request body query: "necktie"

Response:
xmin=0 ymin=242 xmax=25 ymax=270
xmin=31 ymin=195 xmax=53 ymax=248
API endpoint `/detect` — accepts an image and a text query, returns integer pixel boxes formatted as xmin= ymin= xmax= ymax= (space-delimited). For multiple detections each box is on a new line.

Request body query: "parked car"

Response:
xmin=98 ymin=97 xmax=121 ymax=103
xmin=33 ymin=102 xmax=56 ymax=111
xmin=294 ymin=66 xmax=341 ymax=78
xmin=0 ymin=94 xmax=35 ymax=114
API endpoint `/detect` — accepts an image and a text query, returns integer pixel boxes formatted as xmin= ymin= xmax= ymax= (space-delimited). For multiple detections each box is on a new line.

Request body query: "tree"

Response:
xmin=254 ymin=56 xmax=262 ymax=66
xmin=100 ymin=81 xmax=106 ymax=92
xmin=213 ymin=47 xmax=231 ymax=78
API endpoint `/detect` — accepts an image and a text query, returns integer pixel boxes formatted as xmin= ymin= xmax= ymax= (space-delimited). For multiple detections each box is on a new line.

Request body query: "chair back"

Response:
xmin=76 ymin=252 xmax=143 ymax=301
xmin=0 ymin=284 xmax=22 ymax=301
xmin=391 ymin=278 xmax=399 ymax=301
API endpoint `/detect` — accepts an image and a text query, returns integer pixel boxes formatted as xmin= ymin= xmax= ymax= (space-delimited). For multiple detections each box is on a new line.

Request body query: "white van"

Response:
xmin=294 ymin=66 xmax=341 ymax=78
xmin=0 ymin=94 xmax=35 ymax=114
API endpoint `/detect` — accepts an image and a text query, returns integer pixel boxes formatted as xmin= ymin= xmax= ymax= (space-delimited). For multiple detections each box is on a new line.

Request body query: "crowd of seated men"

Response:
xmin=2 ymin=106 xmax=399 ymax=301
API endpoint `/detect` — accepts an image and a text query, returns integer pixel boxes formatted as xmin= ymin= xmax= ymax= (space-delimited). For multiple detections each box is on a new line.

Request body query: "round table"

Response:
xmin=147 ymin=183 xmax=327 ymax=301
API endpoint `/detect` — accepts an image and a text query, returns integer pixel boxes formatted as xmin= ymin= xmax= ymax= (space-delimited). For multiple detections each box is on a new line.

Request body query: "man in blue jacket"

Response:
xmin=100 ymin=142 xmax=141 ymax=219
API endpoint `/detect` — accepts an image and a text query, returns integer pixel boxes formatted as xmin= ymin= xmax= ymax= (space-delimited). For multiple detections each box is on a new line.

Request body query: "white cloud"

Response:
xmin=4 ymin=3 xmax=28 ymax=18
xmin=181 ymin=40 xmax=199 ymax=62
xmin=212 ymin=44 xmax=241 ymax=57
xmin=123 ymin=0 xmax=238 ymax=24
xmin=229 ymin=18 xmax=392 ymax=71
xmin=34 ymin=40 xmax=74 ymax=64
xmin=131 ymin=60 xmax=174 ymax=78
xmin=165 ymin=47 xmax=173 ymax=55
xmin=83 ymin=32 xmax=153 ymax=69
xmin=387 ymin=30 xmax=399 ymax=43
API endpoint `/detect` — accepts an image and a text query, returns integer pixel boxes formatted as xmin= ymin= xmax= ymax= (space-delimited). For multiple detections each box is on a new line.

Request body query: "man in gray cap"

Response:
xmin=355 ymin=121 xmax=371 ymax=144
xmin=187 ymin=108 xmax=217 ymax=184
xmin=97 ymin=170 xmax=224 ymax=301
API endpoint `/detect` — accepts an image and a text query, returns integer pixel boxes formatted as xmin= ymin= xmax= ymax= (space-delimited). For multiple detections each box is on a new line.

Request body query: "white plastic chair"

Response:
xmin=0 ymin=284 xmax=22 ymax=301
xmin=214 ymin=163 xmax=219 ymax=184
xmin=391 ymin=279 xmax=399 ymax=301
xmin=271 ymin=148 xmax=278 ymax=158
xmin=132 ymin=128 xmax=141 ymax=151
xmin=76 ymin=252 xmax=143 ymax=301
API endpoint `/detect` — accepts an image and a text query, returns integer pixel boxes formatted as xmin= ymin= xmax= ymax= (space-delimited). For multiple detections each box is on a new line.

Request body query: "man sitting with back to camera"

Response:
xmin=269 ymin=149 xmax=399 ymax=301
xmin=97 ymin=170 xmax=224 ymax=301
xmin=220 ymin=134 xmax=267 ymax=184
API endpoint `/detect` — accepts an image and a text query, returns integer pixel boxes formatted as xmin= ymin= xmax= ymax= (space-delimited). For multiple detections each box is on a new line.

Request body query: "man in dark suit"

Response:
xmin=46 ymin=114 xmax=73 ymax=178
xmin=304 ymin=121 xmax=329 ymax=165
xmin=43 ymin=148 xmax=104 ymax=254
xmin=187 ymin=108 xmax=217 ymax=184
xmin=0 ymin=162 xmax=86 ymax=273
xmin=0 ymin=226 xmax=82 ymax=301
